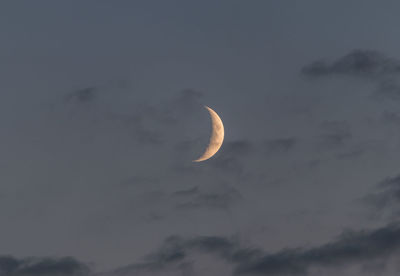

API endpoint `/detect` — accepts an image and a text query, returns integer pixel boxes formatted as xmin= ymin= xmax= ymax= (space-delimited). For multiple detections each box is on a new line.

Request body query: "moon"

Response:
xmin=193 ymin=106 xmax=225 ymax=162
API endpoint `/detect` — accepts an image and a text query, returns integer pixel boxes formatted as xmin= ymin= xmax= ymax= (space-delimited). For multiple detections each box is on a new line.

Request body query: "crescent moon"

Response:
xmin=193 ymin=106 xmax=225 ymax=162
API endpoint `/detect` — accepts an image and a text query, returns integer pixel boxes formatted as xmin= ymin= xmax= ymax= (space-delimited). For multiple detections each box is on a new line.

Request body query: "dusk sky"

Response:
xmin=2 ymin=1 xmax=400 ymax=276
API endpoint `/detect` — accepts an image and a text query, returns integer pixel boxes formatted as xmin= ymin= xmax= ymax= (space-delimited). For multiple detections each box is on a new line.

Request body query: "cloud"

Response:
xmin=112 ymin=236 xmax=188 ymax=275
xmin=373 ymin=79 xmax=400 ymax=101
xmin=265 ymin=138 xmax=297 ymax=154
xmin=113 ymin=235 xmax=259 ymax=276
xmin=213 ymin=156 xmax=246 ymax=176
xmin=335 ymin=148 xmax=365 ymax=160
xmin=4 ymin=223 xmax=400 ymax=276
xmin=119 ymin=175 xmax=159 ymax=187
xmin=173 ymin=139 xmax=202 ymax=153
xmin=317 ymin=121 xmax=351 ymax=149
xmin=302 ymin=49 xmax=400 ymax=101
xmin=302 ymin=49 xmax=400 ymax=79
xmin=235 ymin=223 xmax=400 ymax=275
xmin=134 ymin=89 xmax=204 ymax=127
xmin=362 ymin=174 xmax=400 ymax=219
xmin=223 ymin=141 xmax=254 ymax=156
xmin=382 ymin=110 xmax=400 ymax=125
xmin=155 ymin=89 xmax=205 ymax=127
xmin=59 ymin=87 xmax=206 ymax=146
xmin=208 ymin=140 xmax=254 ymax=176
xmin=112 ymin=223 xmax=400 ymax=275
xmin=129 ymin=89 xmax=204 ymax=144
xmin=59 ymin=85 xmax=166 ymax=145
xmin=0 ymin=256 xmax=91 ymax=276
xmin=173 ymin=186 xmax=199 ymax=196
xmin=107 ymin=112 xmax=164 ymax=145
xmin=65 ymin=87 xmax=97 ymax=103
xmin=173 ymin=186 xmax=242 ymax=211
xmin=173 ymin=89 xmax=204 ymax=110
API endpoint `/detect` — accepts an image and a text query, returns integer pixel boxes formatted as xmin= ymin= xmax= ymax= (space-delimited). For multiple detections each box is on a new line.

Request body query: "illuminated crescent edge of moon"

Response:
xmin=193 ymin=106 xmax=225 ymax=162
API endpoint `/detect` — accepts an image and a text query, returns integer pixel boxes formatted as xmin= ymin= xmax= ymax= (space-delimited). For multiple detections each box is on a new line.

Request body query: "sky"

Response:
xmin=2 ymin=1 xmax=400 ymax=275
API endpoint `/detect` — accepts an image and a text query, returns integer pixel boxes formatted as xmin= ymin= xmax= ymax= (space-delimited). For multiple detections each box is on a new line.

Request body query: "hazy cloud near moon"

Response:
xmin=173 ymin=187 xmax=242 ymax=211
xmin=59 ymin=86 xmax=207 ymax=146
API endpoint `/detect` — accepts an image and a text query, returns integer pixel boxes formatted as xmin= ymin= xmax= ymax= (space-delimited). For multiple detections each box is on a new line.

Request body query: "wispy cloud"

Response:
xmin=302 ymin=49 xmax=400 ymax=79
xmin=302 ymin=49 xmax=400 ymax=101
xmin=110 ymin=223 xmax=400 ymax=275
xmin=317 ymin=121 xmax=352 ymax=149
xmin=265 ymin=137 xmax=297 ymax=154
xmin=65 ymin=87 xmax=97 ymax=104
xmin=0 ymin=256 xmax=91 ymax=276
xmin=173 ymin=186 xmax=242 ymax=211
xmin=362 ymin=174 xmax=400 ymax=220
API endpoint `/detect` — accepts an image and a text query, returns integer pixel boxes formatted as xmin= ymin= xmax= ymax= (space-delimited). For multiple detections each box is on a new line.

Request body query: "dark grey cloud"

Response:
xmin=0 ymin=256 xmax=91 ymax=276
xmin=362 ymin=174 xmax=400 ymax=219
xmin=302 ymin=49 xmax=400 ymax=102
xmin=112 ymin=236 xmax=188 ymax=275
xmin=302 ymin=49 xmax=400 ymax=79
xmin=235 ymin=223 xmax=400 ymax=275
xmin=112 ymin=235 xmax=258 ymax=276
xmin=4 ymin=222 xmax=400 ymax=276
xmin=111 ymin=223 xmax=400 ymax=276
xmin=65 ymin=87 xmax=97 ymax=104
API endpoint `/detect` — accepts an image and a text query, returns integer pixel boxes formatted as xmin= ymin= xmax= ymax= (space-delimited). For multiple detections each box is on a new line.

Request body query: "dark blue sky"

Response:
xmin=2 ymin=1 xmax=400 ymax=275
